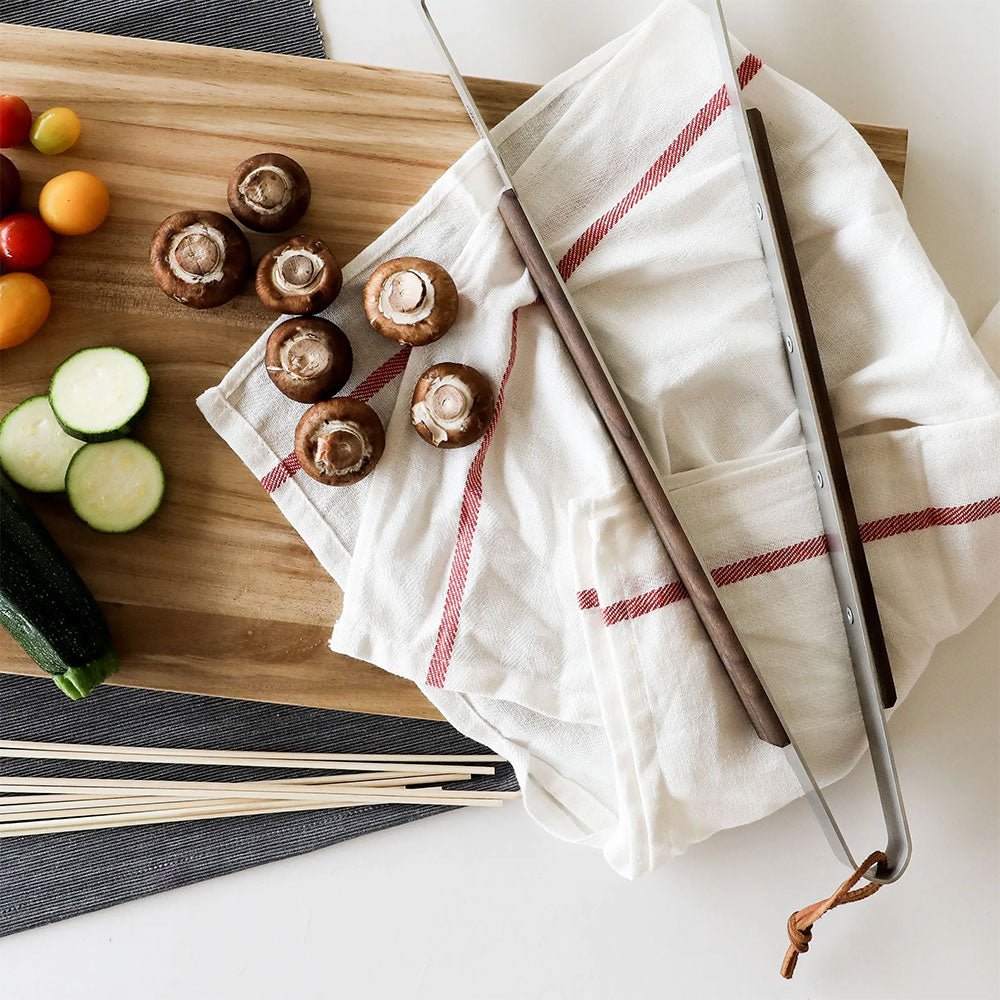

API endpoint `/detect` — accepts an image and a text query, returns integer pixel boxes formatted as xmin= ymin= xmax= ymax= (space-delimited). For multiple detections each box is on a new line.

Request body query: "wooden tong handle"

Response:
xmin=746 ymin=108 xmax=896 ymax=708
xmin=498 ymin=188 xmax=789 ymax=747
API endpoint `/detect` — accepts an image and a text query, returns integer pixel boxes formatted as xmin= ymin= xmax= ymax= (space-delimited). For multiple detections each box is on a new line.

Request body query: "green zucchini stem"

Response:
xmin=53 ymin=652 xmax=120 ymax=700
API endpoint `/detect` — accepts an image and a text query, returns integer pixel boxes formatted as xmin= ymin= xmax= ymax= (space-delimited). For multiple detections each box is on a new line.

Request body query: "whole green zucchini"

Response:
xmin=0 ymin=472 xmax=118 ymax=699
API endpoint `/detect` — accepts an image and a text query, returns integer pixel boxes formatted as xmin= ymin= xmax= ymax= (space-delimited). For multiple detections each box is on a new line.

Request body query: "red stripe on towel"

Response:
xmin=425 ymin=311 xmax=520 ymax=688
xmin=859 ymin=495 xmax=1000 ymax=542
xmin=260 ymin=452 xmax=302 ymax=494
xmin=557 ymin=53 xmax=763 ymax=281
xmin=349 ymin=344 xmax=413 ymax=404
xmin=711 ymin=533 xmax=830 ymax=587
xmin=259 ymin=345 xmax=413 ymax=493
xmin=578 ymin=494 xmax=1000 ymax=626
xmin=601 ymin=581 xmax=689 ymax=627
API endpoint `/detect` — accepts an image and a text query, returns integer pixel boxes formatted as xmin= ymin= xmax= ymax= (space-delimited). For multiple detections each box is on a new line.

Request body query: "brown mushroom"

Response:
xmin=256 ymin=235 xmax=342 ymax=315
xmin=228 ymin=153 xmax=310 ymax=233
xmin=149 ymin=210 xmax=251 ymax=309
xmin=265 ymin=316 xmax=353 ymax=404
xmin=363 ymin=257 xmax=458 ymax=346
xmin=294 ymin=397 xmax=385 ymax=487
xmin=410 ymin=363 xmax=494 ymax=449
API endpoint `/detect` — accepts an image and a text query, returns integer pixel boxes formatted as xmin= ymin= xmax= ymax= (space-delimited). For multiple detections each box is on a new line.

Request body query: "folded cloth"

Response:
xmin=199 ymin=0 xmax=1000 ymax=877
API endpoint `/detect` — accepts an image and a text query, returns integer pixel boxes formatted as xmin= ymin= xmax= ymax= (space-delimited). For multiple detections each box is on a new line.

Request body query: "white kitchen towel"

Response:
xmin=199 ymin=0 xmax=1000 ymax=877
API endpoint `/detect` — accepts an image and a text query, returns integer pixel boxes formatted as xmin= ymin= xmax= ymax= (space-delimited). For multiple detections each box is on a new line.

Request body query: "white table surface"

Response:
xmin=3 ymin=2 xmax=998 ymax=997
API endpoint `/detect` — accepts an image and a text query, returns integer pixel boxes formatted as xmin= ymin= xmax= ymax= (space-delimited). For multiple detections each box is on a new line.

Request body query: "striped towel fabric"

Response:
xmin=200 ymin=0 xmax=1000 ymax=877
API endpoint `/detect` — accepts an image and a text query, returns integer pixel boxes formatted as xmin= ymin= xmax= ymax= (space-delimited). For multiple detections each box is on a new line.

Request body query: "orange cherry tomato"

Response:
xmin=38 ymin=170 xmax=109 ymax=236
xmin=0 ymin=272 xmax=51 ymax=349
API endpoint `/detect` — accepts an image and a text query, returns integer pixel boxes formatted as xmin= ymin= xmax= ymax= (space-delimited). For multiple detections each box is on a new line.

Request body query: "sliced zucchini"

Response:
xmin=49 ymin=347 xmax=150 ymax=442
xmin=67 ymin=439 xmax=164 ymax=534
xmin=0 ymin=395 xmax=85 ymax=493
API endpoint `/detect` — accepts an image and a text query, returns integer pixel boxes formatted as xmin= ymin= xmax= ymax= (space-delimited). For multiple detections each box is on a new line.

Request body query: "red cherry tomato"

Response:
xmin=0 ymin=214 xmax=54 ymax=271
xmin=0 ymin=96 xmax=32 ymax=148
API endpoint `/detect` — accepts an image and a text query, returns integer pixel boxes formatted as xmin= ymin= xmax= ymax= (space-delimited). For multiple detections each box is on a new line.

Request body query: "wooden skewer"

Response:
xmin=0 ymin=739 xmax=505 ymax=767
xmin=0 ymin=773 xmax=422 ymax=803
xmin=0 ymin=745 xmax=495 ymax=776
xmin=0 ymin=789 xmax=514 ymax=837
xmin=0 ymin=801 xmax=366 ymax=836
xmin=0 ymin=739 xmax=516 ymax=838
xmin=0 ymin=792 xmax=137 ymax=806
xmin=0 ymin=797 xmax=269 ymax=823
xmin=0 ymin=776 xmax=520 ymax=804
xmin=0 ymin=774 xmax=475 ymax=819
xmin=0 ymin=776 xmax=479 ymax=824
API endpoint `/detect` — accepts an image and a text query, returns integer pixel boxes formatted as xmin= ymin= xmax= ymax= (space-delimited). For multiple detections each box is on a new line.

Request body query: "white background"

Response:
xmin=3 ymin=2 xmax=998 ymax=998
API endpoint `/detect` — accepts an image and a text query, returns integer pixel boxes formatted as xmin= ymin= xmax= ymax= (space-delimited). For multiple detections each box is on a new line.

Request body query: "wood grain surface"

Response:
xmin=0 ymin=24 xmax=907 ymax=719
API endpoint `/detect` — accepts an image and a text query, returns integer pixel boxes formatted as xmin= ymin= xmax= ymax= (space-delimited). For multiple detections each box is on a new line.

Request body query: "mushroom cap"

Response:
xmin=294 ymin=397 xmax=385 ymax=487
xmin=410 ymin=362 xmax=494 ymax=449
xmin=255 ymin=235 xmax=342 ymax=315
xmin=265 ymin=316 xmax=353 ymax=404
xmin=227 ymin=153 xmax=311 ymax=233
xmin=149 ymin=209 xmax=251 ymax=309
xmin=363 ymin=257 xmax=459 ymax=346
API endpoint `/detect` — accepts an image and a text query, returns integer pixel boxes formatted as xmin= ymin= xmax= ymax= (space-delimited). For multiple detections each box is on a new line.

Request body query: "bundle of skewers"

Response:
xmin=0 ymin=739 xmax=518 ymax=837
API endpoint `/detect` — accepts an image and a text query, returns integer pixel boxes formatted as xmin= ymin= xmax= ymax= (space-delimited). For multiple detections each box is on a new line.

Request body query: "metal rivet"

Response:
xmin=845 ymin=607 xmax=855 ymax=625
xmin=755 ymin=202 xmax=764 ymax=221
xmin=815 ymin=470 xmax=824 ymax=489
xmin=784 ymin=336 xmax=794 ymax=353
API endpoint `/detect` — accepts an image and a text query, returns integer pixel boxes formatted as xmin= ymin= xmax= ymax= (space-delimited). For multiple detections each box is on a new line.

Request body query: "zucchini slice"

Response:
xmin=49 ymin=347 xmax=150 ymax=442
xmin=66 ymin=439 xmax=164 ymax=533
xmin=0 ymin=473 xmax=118 ymax=698
xmin=0 ymin=395 xmax=85 ymax=493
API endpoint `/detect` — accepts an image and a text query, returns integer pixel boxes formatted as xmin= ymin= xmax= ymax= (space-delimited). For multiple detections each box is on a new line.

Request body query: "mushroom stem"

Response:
xmin=278 ymin=331 xmax=333 ymax=380
xmin=412 ymin=375 xmax=475 ymax=445
xmin=378 ymin=270 xmax=435 ymax=325
xmin=272 ymin=248 xmax=324 ymax=294
xmin=167 ymin=225 xmax=227 ymax=284
xmin=314 ymin=420 xmax=370 ymax=477
xmin=238 ymin=165 xmax=293 ymax=215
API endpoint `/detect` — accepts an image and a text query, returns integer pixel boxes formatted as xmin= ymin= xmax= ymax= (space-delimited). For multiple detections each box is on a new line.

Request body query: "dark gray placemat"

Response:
xmin=0 ymin=0 xmax=326 ymax=58
xmin=0 ymin=0 xmax=514 ymax=938
xmin=0 ymin=675 xmax=515 ymax=937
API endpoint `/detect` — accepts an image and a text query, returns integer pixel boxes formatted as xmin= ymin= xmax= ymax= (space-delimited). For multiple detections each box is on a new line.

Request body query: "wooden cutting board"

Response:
xmin=0 ymin=25 xmax=907 ymax=720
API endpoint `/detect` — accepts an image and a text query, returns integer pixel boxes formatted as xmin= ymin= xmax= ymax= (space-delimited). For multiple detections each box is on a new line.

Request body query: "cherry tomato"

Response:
xmin=0 ymin=154 xmax=20 ymax=216
xmin=0 ymin=214 xmax=54 ymax=271
xmin=30 ymin=107 xmax=81 ymax=155
xmin=0 ymin=272 xmax=51 ymax=349
xmin=38 ymin=170 xmax=109 ymax=236
xmin=0 ymin=96 xmax=32 ymax=148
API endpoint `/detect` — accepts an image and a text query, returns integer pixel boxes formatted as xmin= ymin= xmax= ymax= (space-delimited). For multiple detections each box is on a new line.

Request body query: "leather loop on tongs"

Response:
xmin=780 ymin=850 xmax=888 ymax=980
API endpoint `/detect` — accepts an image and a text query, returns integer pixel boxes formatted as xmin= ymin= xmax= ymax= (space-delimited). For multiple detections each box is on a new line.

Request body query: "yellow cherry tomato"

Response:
xmin=0 ymin=272 xmax=51 ymax=350
xmin=30 ymin=107 xmax=81 ymax=155
xmin=38 ymin=170 xmax=109 ymax=236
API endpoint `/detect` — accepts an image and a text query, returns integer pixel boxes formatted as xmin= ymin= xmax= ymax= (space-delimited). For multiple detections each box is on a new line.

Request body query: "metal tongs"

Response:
xmin=415 ymin=0 xmax=910 ymax=883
